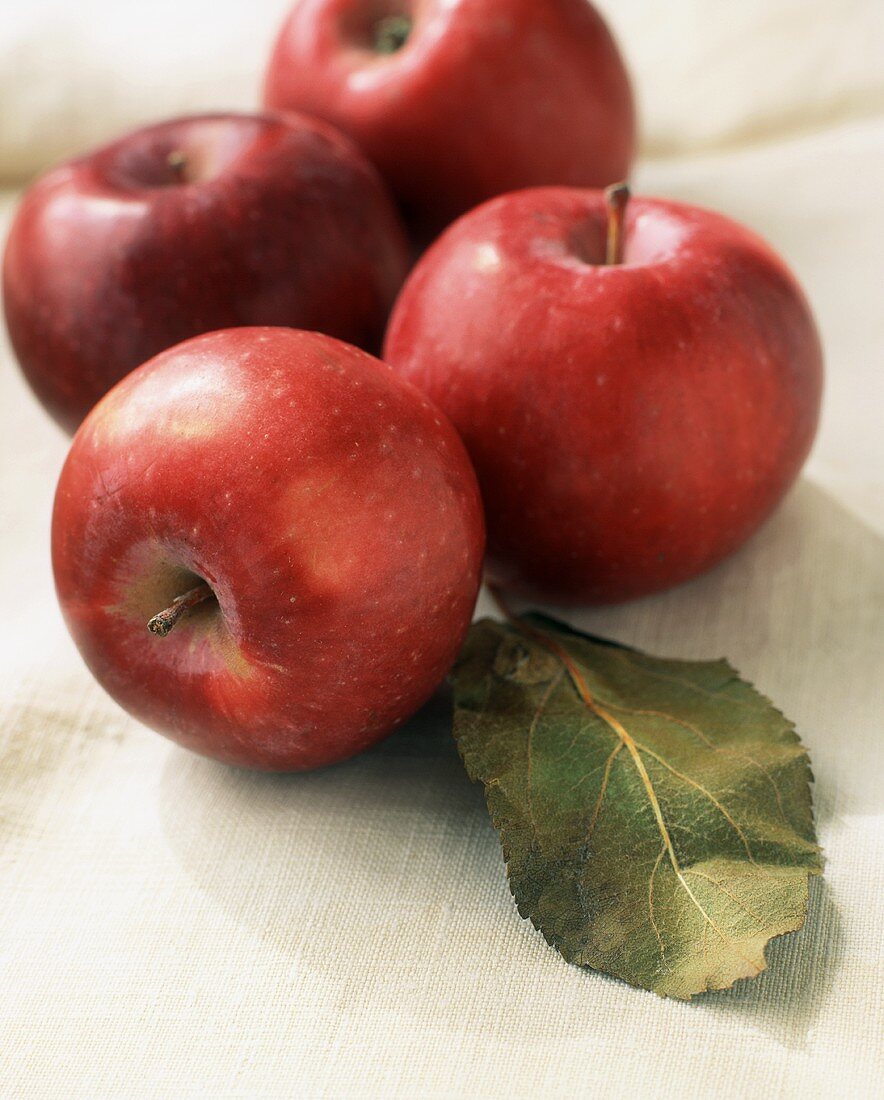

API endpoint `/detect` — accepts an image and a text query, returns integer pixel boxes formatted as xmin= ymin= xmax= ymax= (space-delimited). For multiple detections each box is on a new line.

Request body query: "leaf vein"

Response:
xmin=633 ymin=739 xmax=765 ymax=873
xmin=586 ymin=742 xmax=623 ymax=846
xmin=599 ymin=700 xmax=790 ymax=826
xmin=649 ymin=845 xmax=667 ymax=963
xmin=525 ymin=669 xmax=565 ymax=843
xmin=684 ymin=868 xmax=766 ymax=926
xmin=514 ymin=621 xmax=764 ymax=976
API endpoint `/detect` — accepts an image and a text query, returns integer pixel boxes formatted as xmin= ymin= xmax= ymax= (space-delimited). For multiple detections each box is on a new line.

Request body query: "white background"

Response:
xmin=1 ymin=2 xmax=883 ymax=1097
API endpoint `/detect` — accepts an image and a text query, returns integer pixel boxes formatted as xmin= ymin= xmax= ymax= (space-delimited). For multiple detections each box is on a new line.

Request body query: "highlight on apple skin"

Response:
xmin=263 ymin=0 xmax=636 ymax=235
xmin=51 ymin=327 xmax=486 ymax=771
xmin=383 ymin=186 xmax=824 ymax=605
xmin=3 ymin=111 xmax=411 ymax=433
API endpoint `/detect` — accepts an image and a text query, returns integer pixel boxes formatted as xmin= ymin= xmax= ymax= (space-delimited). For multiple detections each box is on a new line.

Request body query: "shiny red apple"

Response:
xmin=3 ymin=111 xmax=410 ymax=432
xmin=52 ymin=327 xmax=485 ymax=770
xmin=384 ymin=185 xmax=823 ymax=604
xmin=263 ymin=0 xmax=636 ymax=236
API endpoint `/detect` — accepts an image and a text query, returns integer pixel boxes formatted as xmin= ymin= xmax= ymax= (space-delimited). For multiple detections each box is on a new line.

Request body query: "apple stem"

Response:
xmin=604 ymin=182 xmax=631 ymax=266
xmin=147 ymin=581 xmax=214 ymax=637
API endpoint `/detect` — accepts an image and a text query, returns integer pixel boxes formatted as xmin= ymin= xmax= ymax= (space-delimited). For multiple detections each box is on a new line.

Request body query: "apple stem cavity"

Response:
xmin=604 ymin=182 xmax=631 ymax=266
xmin=374 ymin=14 xmax=411 ymax=54
xmin=166 ymin=150 xmax=188 ymax=183
xmin=147 ymin=581 xmax=214 ymax=637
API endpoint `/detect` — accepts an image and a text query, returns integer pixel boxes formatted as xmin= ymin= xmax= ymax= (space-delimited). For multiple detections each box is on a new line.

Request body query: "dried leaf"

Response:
xmin=452 ymin=614 xmax=821 ymax=999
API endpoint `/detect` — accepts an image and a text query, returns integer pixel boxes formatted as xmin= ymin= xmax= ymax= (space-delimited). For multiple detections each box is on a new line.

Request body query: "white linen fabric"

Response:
xmin=1 ymin=2 xmax=882 ymax=1097
xmin=3 ymin=0 xmax=884 ymax=180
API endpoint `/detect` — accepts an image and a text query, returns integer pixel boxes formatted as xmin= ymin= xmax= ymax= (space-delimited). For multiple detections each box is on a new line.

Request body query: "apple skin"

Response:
xmin=3 ymin=111 xmax=410 ymax=433
xmin=262 ymin=0 xmax=636 ymax=236
xmin=52 ymin=327 xmax=485 ymax=770
xmin=383 ymin=187 xmax=824 ymax=605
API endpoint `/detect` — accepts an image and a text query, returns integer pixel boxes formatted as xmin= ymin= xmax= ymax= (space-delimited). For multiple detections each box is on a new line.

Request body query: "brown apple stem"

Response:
xmin=147 ymin=581 xmax=214 ymax=637
xmin=604 ymin=182 xmax=631 ymax=265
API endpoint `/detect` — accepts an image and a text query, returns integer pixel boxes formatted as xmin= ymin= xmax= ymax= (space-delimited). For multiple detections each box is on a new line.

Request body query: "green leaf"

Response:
xmin=452 ymin=614 xmax=822 ymax=999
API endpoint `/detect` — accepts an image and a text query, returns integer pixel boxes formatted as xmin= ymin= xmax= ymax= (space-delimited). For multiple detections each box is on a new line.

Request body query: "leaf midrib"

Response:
xmin=521 ymin=621 xmax=764 ymax=976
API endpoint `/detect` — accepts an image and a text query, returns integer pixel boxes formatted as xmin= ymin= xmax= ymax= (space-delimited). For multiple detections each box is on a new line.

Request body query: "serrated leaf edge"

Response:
xmin=455 ymin=615 xmax=822 ymax=1000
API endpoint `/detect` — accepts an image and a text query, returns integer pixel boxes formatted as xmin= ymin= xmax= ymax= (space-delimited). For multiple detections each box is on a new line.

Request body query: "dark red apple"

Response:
xmin=384 ymin=185 xmax=823 ymax=605
xmin=262 ymin=0 xmax=636 ymax=235
xmin=52 ymin=327 xmax=485 ymax=770
xmin=3 ymin=111 xmax=410 ymax=432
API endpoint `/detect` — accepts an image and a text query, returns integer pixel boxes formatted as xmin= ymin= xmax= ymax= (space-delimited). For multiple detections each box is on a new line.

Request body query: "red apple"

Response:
xmin=384 ymin=185 xmax=823 ymax=604
xmin=3 ymin=111 xmax=410 ymax=432
xmin=262 ymin=0 xmax=636 ymax=236
xmin=52 ymin=327 xmax=485 ymax=770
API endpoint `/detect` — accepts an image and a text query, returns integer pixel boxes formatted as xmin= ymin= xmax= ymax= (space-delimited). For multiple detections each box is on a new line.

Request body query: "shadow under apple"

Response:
xmin=159 ymin=477 xmax=877 ymax=1047
xmin=543 ymin=478 xmax=884 ymax=824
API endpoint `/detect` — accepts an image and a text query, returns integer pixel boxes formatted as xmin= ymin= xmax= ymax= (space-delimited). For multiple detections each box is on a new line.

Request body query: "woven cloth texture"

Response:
xmin=1 ymin=2 xmax=883 ymax=1097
